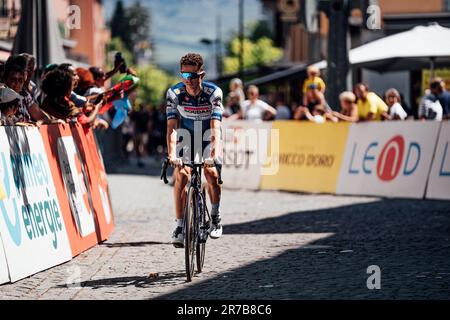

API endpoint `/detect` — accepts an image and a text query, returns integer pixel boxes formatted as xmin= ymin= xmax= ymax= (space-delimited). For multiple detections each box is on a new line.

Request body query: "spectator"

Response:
xmin=74 ymin=67 xmax=95 ymax=96
xmin=302 ymin=66 xmax=326 ymax=107
xmin=40 ymin=68 xmax=102 ymax=127
xmin=86 ymin=65 xmax=123 ymax=96
xmin=295 ymin=104 xmax=336 ymax=124
xmin=384 ymin=88 xmax=408 ymax=120
xmin=224 ymin=78 xmax=245 ymax=117
xmin=274 ymin=95 xmax=291 ymax=120
xmin=418 ymin=82 xmax=443 ymax=121
xmin=130 ymin=104 xmax=150 ymax=167
xmin=58 ymin=63 xmax=88 ymax=108
xmin=19 ymin=53 xmax=37 ymax=98
xmin=354 ymin=83 xmax=389 ymax=121
xmin=332 ymin=91 xmax=359 ymax=122
xmin=0 ymin=86 xmax=22 ymax=126
xmin=3 ymin=58 xmax=52 ymax=126
xmin=230 ymin=85 xmax=276 ymax=121
xmin=294 ymin=84 xmax=329 ymax=120
xmin=430 ymin=78 xmax=450 ymax=119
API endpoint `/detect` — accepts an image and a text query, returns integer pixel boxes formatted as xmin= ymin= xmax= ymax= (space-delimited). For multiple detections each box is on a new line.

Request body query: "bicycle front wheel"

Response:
xmin=184 ymin=186 xmax=197 ymax=282
xmin=196 ymin=185 xmax=208 ymax=273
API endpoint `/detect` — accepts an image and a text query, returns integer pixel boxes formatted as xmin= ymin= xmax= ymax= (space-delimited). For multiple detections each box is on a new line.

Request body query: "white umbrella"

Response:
xmin=312 ymin=23 xmax=450 ymax=77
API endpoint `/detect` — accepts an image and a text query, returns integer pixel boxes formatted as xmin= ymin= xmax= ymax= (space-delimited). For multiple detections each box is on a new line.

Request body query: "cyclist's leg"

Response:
xmin=173 ymin=166 xmax=191 ymax=219
xmin=204 ymin=166 xmax=222 ymax=238
xmin=171 ymin=166 xmax=191 ymax=246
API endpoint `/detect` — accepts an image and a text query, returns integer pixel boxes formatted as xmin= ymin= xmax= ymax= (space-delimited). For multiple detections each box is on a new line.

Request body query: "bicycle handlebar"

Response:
xmin=160 ymin=158 xmax=223 ymax=185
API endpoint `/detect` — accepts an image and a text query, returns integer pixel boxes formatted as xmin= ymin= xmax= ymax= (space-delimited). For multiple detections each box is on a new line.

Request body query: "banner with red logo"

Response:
xmin=426 ymin=121 xmax=450 ymax=200
xmin=336 ymin=122 xmax=441 ymax=198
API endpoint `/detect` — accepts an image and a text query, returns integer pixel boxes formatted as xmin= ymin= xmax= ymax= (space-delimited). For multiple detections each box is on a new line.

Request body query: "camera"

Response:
xmin=114 ymin=52 xmax=128 ymax=74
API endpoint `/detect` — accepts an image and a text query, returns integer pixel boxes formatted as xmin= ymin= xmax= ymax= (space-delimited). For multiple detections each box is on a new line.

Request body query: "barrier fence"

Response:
xmin=223 ymin=120 xmax=450 ymax=201
xmin=1 ymin=120 xmax=449 ymax=284
xmin=0 ymin=124 xmax=114 ymax=284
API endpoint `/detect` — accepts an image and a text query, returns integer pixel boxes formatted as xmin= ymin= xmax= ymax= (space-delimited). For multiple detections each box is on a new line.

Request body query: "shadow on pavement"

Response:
xmin=101 ymin=241 xmax=170 ymax=248
xmin=57 ymin=272 xmax=187 ymax=290
xmin=155 ymin=199 xmax=450 ymax=300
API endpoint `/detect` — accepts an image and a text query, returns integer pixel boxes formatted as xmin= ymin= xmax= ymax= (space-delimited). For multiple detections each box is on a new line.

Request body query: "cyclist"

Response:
xmin=166 ymin=53 xmax=224 ymax=248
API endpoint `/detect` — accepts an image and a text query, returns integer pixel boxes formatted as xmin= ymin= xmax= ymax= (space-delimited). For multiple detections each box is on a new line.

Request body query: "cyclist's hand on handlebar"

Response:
xmin=168 ymin=156 xmax=183 ymax=168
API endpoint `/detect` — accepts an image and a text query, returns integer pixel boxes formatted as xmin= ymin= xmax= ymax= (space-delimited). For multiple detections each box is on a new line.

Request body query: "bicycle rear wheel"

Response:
xmin=184 ymin=186 xmax=196 ymax=282
xmin=196 ymin=185 xmax=208 ymax=273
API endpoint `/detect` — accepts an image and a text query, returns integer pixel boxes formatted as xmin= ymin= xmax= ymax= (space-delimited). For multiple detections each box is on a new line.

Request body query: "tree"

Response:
xmin=110 ymin=1 xmax=131 ymax=51
xmin=109 ymin=0 xmax=151 ymax=60
xmin=248 ymin=20 xmax=273 ymax=42
xmin=223 ymin=36 xmax=283 ymax=74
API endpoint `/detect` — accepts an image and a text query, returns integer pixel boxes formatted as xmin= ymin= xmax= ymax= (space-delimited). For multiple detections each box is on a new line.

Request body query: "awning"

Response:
xmin=311 ymin=23 xmax=450 ymax=74
xmin=247 ymin=63 xmax=308 ymax=86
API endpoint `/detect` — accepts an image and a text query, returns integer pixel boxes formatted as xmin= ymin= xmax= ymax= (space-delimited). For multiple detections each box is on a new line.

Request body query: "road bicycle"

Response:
xmin=161 ymin=158 xmax=223 ymax=282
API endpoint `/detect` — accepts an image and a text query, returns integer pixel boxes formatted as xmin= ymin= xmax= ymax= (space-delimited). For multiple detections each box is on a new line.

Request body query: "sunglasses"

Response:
xmin=180 ymin=71 xmax=204 ymax=80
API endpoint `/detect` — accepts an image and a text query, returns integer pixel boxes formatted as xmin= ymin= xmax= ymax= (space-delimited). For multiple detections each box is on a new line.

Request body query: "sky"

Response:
xmin=103 ymin=0 xmax=268 ymax=74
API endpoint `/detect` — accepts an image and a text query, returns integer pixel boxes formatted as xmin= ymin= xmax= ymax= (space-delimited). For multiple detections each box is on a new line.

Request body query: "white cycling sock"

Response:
xmin=176 ymin=218 xmax=184 ymax=227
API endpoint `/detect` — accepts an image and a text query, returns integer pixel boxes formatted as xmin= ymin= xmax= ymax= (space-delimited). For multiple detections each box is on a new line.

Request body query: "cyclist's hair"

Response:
xmin=180 ymin=53 xmax=204 ymax=70
xmin=41 ymin=69 xmax=73 ymax=98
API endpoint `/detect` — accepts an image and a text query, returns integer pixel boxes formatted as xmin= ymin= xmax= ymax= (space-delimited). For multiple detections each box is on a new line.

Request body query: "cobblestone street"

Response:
xmin=1 ymin=173 xmax=449 ymax=299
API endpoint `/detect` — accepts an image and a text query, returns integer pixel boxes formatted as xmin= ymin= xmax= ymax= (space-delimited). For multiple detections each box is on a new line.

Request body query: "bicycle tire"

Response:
xmin=184 ymin=186 xmax=196 ymax=282
xmin=196 ymin=185 xmax=208 ymax=273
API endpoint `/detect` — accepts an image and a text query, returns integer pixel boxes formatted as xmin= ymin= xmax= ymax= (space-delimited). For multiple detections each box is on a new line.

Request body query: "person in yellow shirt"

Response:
xmin=354 ymin=83 xmax=389 ymax=121
xmin=302 ymin=66 xmax=326 ymax=107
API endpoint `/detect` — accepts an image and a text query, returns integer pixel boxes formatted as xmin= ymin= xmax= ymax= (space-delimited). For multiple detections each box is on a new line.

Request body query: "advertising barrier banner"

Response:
xmin=221 ymin=120 xmax=274 ymax=190
xmin=261 ymin=121 xmax=350 ymax=193
xmin=426 ymin=121 xmax=450 ymax=200
xmin=0 ymin=127 xmax=72 ymax=282
xmin=0 ymin=234 xmax=10 ymax=284
xmin=71 ymin=126 xmax=114 ymax=240
xmin=336 ymin=122 xmax=440 ymax=198
xmin=40 ymin=124 xmax=99 ymax=256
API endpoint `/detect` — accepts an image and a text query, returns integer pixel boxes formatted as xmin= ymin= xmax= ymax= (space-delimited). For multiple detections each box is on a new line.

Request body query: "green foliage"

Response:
xmin=134 ymin=64 xmax=176 ymax=107
xmin=223 ymin=37 xmax=283 ymax=74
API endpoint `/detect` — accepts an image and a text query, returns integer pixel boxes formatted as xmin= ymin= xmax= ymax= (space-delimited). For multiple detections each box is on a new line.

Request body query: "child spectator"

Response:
xmin=302 ymin=66 xmax=326 ymax=107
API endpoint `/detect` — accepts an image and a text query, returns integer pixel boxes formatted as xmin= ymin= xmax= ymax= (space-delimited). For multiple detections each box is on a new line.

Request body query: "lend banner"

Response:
xmin=0 ymin=127 xmax=72 ymax=282
xmin=261 ymin=121 xmax=350 ymax=193
xmin=426 ymin=121 xmax=450 ymax=200
xmin=221 ymin=120 xmax=274 ymax=190
xmin=336 ymin=122 xmax=440 ymax=198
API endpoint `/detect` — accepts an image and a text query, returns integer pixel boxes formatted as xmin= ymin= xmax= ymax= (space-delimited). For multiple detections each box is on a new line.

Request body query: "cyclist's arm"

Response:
xmin=167 ymin=119 xmax=178 ymax=159
xmin=166 ymin=88 xmax=180 ymax=159
xmin=210 ymin=87 xmax=224 ymax=159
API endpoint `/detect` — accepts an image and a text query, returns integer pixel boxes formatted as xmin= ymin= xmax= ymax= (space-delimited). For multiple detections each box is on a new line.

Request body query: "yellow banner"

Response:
xmin=261 ymin=121 xmax=350 ymax=193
